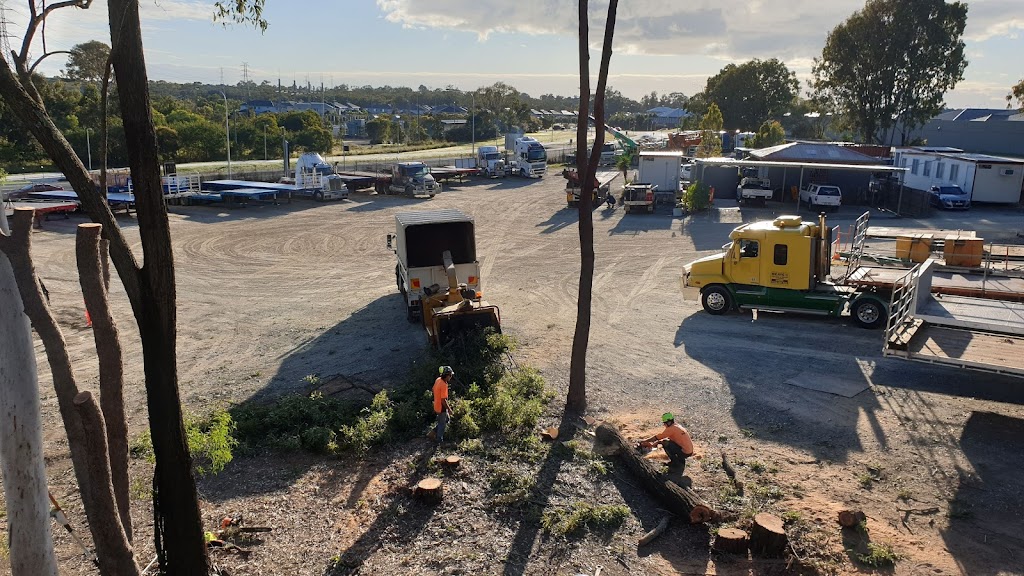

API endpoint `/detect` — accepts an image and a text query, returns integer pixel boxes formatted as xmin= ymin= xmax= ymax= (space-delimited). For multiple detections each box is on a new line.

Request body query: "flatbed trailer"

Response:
xmin=430 ymin=166 xmax=477 ymax=183
xmin=27 ymin=190 xmax=134 ymax=213
xmin=883 ymin=260 xmax=1024 ymax=376
xmin=4 ymin=200 xmax=78 ymax=228
xmin=204 ymin=178 xmax=348 ymax=201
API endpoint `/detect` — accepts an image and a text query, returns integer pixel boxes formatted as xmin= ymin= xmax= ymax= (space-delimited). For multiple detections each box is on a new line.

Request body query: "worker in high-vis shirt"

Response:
xmin=432 ymin=365 xmax=454 ymax=442
xmin=640 ymin=412 xmax=695 ymax=473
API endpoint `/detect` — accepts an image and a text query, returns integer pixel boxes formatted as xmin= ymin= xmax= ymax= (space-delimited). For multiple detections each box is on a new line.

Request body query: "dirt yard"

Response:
xmin=3 ymin=172 xmax=1024 ymax=575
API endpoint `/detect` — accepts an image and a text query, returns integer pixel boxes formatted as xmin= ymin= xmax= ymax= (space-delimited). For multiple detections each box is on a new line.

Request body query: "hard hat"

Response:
xmin=661 ymin=412 xmax=674 ymax=423
xmin=440 ymin=365 xmax=454 ymax=376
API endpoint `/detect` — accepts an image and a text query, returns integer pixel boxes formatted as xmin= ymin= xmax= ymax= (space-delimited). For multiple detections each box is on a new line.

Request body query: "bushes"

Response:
xmin=541 ymin=503 xmax=630 ymax=536
xmin=682 ymin=181 xmax=713 ymax=212
xmin=130 ymin=409 xmax=238 ymax=476
xmin=338 ymin=391 xmax=394 ymax=454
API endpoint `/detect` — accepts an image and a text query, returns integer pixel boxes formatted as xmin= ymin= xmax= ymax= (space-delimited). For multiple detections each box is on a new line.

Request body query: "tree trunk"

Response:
xmin=78 ymin=223 xmax=132 ymax=540
xmin=567 ymin=0 xmax=619 ymax=415
xmin=414 ymin=477 xmax=444 ymax=505
xmin=0 ymin=240 xmax=58 ymax=576
xmin=595 ymin=422 xmax=717 ymax=523
xmin=713 ymin=528 xmax=749 ymax=554
xmin=750 ymin=513 xmax=788 ymax=557
xmin=106 ymin=2 xmax=207 ymax=572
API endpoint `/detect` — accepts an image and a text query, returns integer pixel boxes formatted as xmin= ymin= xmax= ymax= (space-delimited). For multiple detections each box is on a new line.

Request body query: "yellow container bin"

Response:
xmin=944 ymin=236 xmax=984 ymax=268
xmin=895 ymin=234 xmax=933 ymax=263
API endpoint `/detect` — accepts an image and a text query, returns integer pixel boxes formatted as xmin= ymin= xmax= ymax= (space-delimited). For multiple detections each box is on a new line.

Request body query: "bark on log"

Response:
xmin=0 ymin=239 xmax=58 ymax=575
xmin=749 ymin=513 xmax=787 ymax=557
xmin=713 ymin=528 xmax=749 ymax=554
xmin=838 ymin=509 xmax=866 ymax=528
xmin=78 ymin=223 xmax=132 ymax=541
xmin=74 ymin=391 xmax=139 ymax=575
xmin=415 ymin=477 xmax=443 ymax=504
xmin=637 ymin=516 xmax=671 ymax=546
xmin=596 ymin=422 xmax=718 ymax=524
xmin=721 ymin=451 xmax=744 ymax=495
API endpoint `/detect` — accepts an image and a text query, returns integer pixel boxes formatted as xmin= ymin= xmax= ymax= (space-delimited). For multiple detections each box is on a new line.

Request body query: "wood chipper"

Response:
xmin=387 ymin=209 xmax=501 ymax=346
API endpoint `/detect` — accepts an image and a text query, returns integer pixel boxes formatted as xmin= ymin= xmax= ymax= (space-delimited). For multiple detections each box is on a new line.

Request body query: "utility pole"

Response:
xmin=218 ymin=91 xmax=232 ymax=178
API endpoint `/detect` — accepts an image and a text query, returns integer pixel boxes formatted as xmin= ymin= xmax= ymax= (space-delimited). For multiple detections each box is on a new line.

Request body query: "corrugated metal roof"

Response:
xmin=639 ymin=150 xmax=686 ymax=157
xmin=695 ymin=158 xmax=906 ymax=172
xmin=749 ymin=142 xmax=878 ymax=164
xmin=395 ymin=209 xmax=473 ymax=227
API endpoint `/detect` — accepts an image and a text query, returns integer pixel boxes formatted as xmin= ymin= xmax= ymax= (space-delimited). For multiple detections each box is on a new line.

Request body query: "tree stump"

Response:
xmin=540 ymin=426 xmax=559 ymax=440
xmin=749 ymin=513 xmax=787 ymax=557
xmin=441 ymin=455 xmax=461 ymax=468
xmin=414 ymin=478 xmax=443 ymax=504
xmin=713 ymin=528 xmax=749 ymax=554
xmin=595 ymin=422 xmax=718 ymax=524
xmin=838 ymin=509 xmax=866 ymax=528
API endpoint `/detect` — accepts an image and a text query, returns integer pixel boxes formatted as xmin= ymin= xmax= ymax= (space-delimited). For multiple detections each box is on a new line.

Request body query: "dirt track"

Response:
xmin=10 ymin=173 xmax=1024 ymax=575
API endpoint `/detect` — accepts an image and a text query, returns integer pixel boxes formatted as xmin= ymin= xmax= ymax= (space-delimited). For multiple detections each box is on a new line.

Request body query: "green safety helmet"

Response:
xmin=661 ymin=412 xmax=675 ymax=423
xmin=439 ymin=365 xmax=454 ymax=376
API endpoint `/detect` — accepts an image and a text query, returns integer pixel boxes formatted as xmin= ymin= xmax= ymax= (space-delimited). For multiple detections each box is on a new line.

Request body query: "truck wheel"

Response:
xmin=851 ymin=298 xmax=885 ymax=329
xmin=405 ymin=185 xmax=414 ymax=197
xmin=701 ymin=286 xmax=731 ymax=315
xmin=314 ymin=191 xmax=324 ymax=201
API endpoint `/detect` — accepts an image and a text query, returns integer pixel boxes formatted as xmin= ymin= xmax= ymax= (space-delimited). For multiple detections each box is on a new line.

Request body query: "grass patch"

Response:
xmin=781 ymin=510 xmax=802 ymax=524
xmin=748 ymin=482 xmax=785 ymax=501
xmin=487 ymin=466 xmax=536 ymax=507
xmin=555 ymin=439 xmax=610 ymax=476
xmin=857 ymin=463 xmax=883 ymax=489
xmin=747 ymin=460 xmax=767 ymax=474
xmin=129 ymin=409 xmax=237 ymax=476
xmin=857 ymin=541 xmax=900 ymax=568
xmin=896 ymin=488 xmax=912 ymax=501
xmin=129 ymin=477 xmax=151 ymax=501
xmin=541 ymin=503 xmax=630 ymax=536
xmin=717 ymin=484 xmax=743 ymax=507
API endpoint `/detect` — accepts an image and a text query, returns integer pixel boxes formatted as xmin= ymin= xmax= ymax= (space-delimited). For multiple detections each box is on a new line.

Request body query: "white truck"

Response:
xmin=799 ymin=183 xmax=842 ymax=212
xmin=294 ymin=152 xmax=350 ymax=200
xmin=475 ymin=145 xmax=506 ymax=178
xmin=638 ymin=151 xmax=684 ymax=199
xmin=505 ymin=134 xmax=547 ymax=178
xmin=735 ymin=166 xmax=773 ymax=205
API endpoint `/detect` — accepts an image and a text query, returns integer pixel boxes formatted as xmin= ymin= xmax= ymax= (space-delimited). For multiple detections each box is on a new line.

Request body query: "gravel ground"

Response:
xmin=2 ymin=173 xmax=1023 ymax=575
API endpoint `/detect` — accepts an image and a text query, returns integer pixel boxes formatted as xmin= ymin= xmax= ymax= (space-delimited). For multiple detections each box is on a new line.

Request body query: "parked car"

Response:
xmin=799 ymin=183 xmax=842 ymax=212
xmin=928 ymin=185 xmax=971 ymax=210
xmin=3 ymin=182 xmax=63 ymax=200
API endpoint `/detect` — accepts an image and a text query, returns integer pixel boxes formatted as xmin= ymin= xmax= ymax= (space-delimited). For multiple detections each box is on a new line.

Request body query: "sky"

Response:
xmin=6 ymin=0 xmax=1021 ymax=109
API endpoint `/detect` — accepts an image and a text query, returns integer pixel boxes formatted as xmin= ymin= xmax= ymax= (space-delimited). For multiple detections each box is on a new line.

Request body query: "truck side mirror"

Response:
xmin=386 ymin=233 xmax=395 ymax=251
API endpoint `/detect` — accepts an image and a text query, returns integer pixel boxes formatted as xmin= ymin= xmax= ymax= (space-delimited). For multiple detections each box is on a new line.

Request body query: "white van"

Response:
xmin=800 ymin=183 xmax=842 ymax=212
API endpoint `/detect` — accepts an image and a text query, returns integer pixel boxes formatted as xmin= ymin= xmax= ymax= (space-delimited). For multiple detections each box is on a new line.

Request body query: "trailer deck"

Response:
xmin=847 ymin=266 xmax=1024 ymax=301
xmin=431 ymin=166 xmax=477 ymax=183
xmin=917 ymin=295 xmax=1024 ymax=336
xmin=900 ymin=325 xmax=1024 ymax=376
xmin=204 ymin=180 xmax=301 ymax=193
xmin=4 ymin=200 xmax=78 ymax=227
xmin=27 ymin=190 xmax=134 ymax=212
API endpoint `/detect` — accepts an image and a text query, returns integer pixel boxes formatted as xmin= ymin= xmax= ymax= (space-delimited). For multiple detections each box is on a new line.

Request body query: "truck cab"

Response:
xmin=475 ymin=145 xmax=506 ymax=178
xmin=512 ymin=137 xmax=547 ymax=178
xmin=390 ymin=162 xmax=440 ymax=197
xmin=294 ymin=152 xmax=349 ymax=200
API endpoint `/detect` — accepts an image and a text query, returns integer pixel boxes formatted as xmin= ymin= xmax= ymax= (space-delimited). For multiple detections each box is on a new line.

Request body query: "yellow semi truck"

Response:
xmin=682 ymin=212 xmax=891 ymax=328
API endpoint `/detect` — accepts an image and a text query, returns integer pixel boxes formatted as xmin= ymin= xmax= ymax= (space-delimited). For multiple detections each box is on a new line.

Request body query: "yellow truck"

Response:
xmin=682 ymin=212 xmax=891 ymax=328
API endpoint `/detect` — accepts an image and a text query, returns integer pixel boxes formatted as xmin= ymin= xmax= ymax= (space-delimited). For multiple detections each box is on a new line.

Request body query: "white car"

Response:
xmin=800 ymin=183 xmax=842 ymax=213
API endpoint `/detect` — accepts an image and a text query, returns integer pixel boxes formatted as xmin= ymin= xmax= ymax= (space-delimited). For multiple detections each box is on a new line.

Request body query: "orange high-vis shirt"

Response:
xmin=656 ymin=423 xmax=693 ymax=455
xmin=432 ymin=377 xmax=448 ymax=414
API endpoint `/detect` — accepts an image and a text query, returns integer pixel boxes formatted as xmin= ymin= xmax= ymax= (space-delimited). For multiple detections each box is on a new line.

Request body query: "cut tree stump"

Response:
xmin=440 ymin=455 xmax=461 ymax=468
xmin=595 ymin=422 xmax=718 ymax=524
xmin=540 ymin=426 xmax=559 ymax=440
xmin=749 ymin=513 xmax=787 ymax=557
xmin=838 ymin=509 xmax=866 ymax=528
xmin=414 ymin=477 xmax=443 ymax=504
xmin=713 ymin=528 xmax=749 ymax=554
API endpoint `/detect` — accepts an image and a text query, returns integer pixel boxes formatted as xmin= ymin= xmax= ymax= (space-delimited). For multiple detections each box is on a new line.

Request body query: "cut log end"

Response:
xmin=750 ymin=513 xmax=787 ymax=557
xmin=415 ymin=477 xmax=443 ymax=504
xmin=689 ymin=505 xmax=717 ymax=524
xmin=73 ymin=390 xmax=93 ymax=406
xmin=540 ymin=426 xmax=559 ymax=441
xmin=838 ymin=509 xmax=866 ymax=528
xmin=442 ymin=455 xmax=461 ymax=467
xmin=713 ymin=527 xmax=749 ymax=554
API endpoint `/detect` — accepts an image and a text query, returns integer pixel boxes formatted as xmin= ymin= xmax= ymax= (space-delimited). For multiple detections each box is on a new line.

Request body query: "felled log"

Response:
xmin=721 ymin=451 xmax=744 ymax=495
xmin=414 ymin=477 xmax=443 ymax=504
xmin=838 ymin=509 xmax=866 ymax=528
xmin=749 ymin=513 xmax=787 ymax=557
xmin=713 ymin=527 xmax=749 ymax=554
xmin=637 ymin=516 xmax=671 ymax=546
xmin=596 ymin=422 xmax=718 ymax=524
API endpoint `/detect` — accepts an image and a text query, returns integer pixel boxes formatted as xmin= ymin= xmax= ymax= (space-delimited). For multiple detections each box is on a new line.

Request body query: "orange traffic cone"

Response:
xmin=85 ymin=303 xmax=92 ymax=327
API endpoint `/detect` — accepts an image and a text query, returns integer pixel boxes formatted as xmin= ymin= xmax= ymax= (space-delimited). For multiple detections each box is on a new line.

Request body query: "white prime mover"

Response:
xmin=505 ymin=134 xmax=547 ymax=178
xmin=475 ymin=145 xmax=507 ymax=178
xmin=293 ymin=152 xmax=350 ymax=200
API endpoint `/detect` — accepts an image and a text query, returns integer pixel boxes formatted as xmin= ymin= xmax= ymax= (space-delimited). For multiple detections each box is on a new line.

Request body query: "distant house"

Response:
xmin=440 ymin=119 xmax=467 ymax=134
xmin=365 ymin=103 xmax=393 ymax=115
xmin=911 ymin=108 xmax=1024 ymax=158
xmin=895 ymin=146 xmax=1024 ymax=203
xmin=647 ymin=107 xmax=691 ymax=129
xmin=431 ymin=104 xmax=467 ymax=115
xmin=237 ymin=100 xmax=278 ymax=115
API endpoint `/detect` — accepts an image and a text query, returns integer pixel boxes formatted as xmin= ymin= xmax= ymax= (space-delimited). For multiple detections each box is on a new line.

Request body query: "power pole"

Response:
xmin=241 ymin=62 xmax=250 ymax=104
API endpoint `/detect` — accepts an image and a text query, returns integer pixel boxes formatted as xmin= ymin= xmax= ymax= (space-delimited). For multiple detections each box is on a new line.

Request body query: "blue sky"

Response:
xmin=11 ymin=0 xmax=1023 ymax=109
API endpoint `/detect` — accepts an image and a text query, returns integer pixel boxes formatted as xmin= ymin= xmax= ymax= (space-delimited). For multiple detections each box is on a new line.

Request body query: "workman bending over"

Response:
xmin=641 ymin=413 xmax=694 ymax=473
xmin=432 ymin=366 xmax=454 ymax=442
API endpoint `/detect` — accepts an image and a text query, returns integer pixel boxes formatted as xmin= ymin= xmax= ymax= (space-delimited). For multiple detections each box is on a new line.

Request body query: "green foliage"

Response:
xmin=751 ymin=120 xmax=786 ymax=149
xmin=129 ymin=477 xmax=151 ymax=501
xmin=129 ymin=431 xmax=155 ymax=462
xmin=186 ymin=409 xmax=238 ymax=476
xmin=1009 ymin=79 xmax=1024 ymax=112
xmin=487 ymin=466 xmax=537 ymax=507
xmin=857 ymin=542 xmax=900 ymax=568
xmin=615 ymin=152 xmax=633 ymax=179
xmin=300 ymin=427 xmax=338 ymax=454
xmin=366 ymin=116 xmax=392 ymax=144
xmin=682 ymin=181 xmax=712 ymax=212
xmin=541 ymin=503 xmax=630 ymax=536
xmin=812 ymin=0 xmax=968 ymax=144
xmin=690 ymin=59 xmax=798 ymax=130
xmin=338 ymin=391 xmax=394 ymax=454
xmin=63 ymin=40 xmax=111 ymax=83
xmin=696 ymin=103 xmax=723 ymax=158
xmin=231 ymin=391 xmax=356 ymax=452
xmin=781 ymin=510 xmax=802 ymax=524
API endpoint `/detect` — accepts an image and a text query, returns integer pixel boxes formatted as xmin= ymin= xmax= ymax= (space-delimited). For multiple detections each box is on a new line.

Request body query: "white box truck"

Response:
xmin=638 ymin=151 xmax=684 ymax=199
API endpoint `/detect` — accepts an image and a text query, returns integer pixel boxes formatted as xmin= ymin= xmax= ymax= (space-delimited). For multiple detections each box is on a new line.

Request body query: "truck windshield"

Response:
xmin=527 ymin=146 xmax=547 ymax=162
xmin=936 ymin=186 xmax=966 ymax=195
xmin=816 ymin=186 xmax=841 ymax=196
xmin=483 ymin=153 xmax=500 ymax=160
xmin=405 ymin=222 xmax=477 ymax=268
xmin=403 ymin=166 xmax=428 ymax=178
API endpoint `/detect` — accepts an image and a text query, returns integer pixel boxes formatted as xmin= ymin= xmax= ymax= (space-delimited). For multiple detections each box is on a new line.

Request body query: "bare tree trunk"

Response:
xmin=567 ymin=0 xmax=618 ymax=415
xmin=0 ymin=210 xmax=139 ymax=575
xmin=106 ymin=1 xmax=208 ymax=572
xmin=0 ymin=237 xmax=58 ymax=576
xmin=78 ymin=223 xmax=132 ymax=541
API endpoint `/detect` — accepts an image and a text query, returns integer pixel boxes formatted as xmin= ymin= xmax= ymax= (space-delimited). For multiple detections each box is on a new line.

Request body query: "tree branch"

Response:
xmin=28 ymin=49 xmax=73 ymax=75
xmin=17 ymin=0 xmax=92 ymax=67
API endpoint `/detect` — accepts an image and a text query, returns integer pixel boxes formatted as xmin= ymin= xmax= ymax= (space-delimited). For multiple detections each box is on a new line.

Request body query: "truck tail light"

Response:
xmin=411 ymin=278 xmax=421 ymax=290
xmin=646 ymin=191 xmax=653 ymax=201
xmin=468 ymin=275 xmax=477 ymax=285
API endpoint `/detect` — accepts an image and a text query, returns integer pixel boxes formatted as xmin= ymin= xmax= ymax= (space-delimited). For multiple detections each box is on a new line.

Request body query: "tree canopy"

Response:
xmin=812 ymin=0 xmax=968 ymax=144
xmin=750 ymin=120 xmax=786 ymax=149
xmin=63 ymin=41 xmax=112 ymax=83
xmin=696 ymin=103 xmax=723 ymax=158
xmin=690 ymin=59 xmax=798 ymax=131
xmin=1009 ymin=79 xmax=1024 ymax=112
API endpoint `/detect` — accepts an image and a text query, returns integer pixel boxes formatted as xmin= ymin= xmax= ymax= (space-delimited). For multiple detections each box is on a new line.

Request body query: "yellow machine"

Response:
xmin=420 ymin=250 xmax=501 ymax=346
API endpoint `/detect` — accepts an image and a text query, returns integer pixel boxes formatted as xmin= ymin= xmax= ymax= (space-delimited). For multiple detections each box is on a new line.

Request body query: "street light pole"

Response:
xmin=471 ymin=92 xmax=476 ymax=157
xmin=85 ymin=128 xmax=93 ymax=171
xmin=219 ymin=91 xmax=232 ymax=177
xmin=263 ymin=125 xmax=267 ymax=161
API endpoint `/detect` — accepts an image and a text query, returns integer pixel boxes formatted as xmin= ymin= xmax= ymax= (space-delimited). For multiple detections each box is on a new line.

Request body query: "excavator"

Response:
xmin=387 ymin=209 xmax=501 ymax=346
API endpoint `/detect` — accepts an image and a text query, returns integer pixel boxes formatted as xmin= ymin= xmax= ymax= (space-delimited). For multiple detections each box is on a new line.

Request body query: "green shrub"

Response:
xmin=129 ymin=431 xmax=155 ymax=462
xmin=682 ymin=181 xmax=712 ymax=212
xmin=339 ymin=391 xmax=394 ymax=454
xmin=187 ymin=409 xmax=238 ymax=476
xmin=857 ymin=542 xmax=899 ymax=568
xmin=300 ymin=426 xmax=338 ymax=454
xmin=448 ymin=399 xmax=481 ymax=440
xmin=232 ymin=391 xmax=356 ymax=451
xmin=541 ymin=503 xmax=630 ymax=536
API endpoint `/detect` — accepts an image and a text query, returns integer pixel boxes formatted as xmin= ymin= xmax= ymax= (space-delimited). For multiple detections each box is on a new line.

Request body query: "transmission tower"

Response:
xmin=0 ymin=0 xmax=12 ymax=64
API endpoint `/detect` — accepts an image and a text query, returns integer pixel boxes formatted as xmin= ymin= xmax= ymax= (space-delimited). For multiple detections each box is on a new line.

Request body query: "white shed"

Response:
xmin=638 ymin=151 xmax=684 ymax=196
xmin=894 ymin=147 xmax=1024 ymax=203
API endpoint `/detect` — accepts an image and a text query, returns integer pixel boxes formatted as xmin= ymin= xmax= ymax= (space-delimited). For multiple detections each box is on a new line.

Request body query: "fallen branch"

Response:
xmin=721 ymin=451 xmax=744 ymax=495
xmin=637 ymin=516 xmax=671 ymax=546
xmin=897 ymin=506 xmax=940 ymax=515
